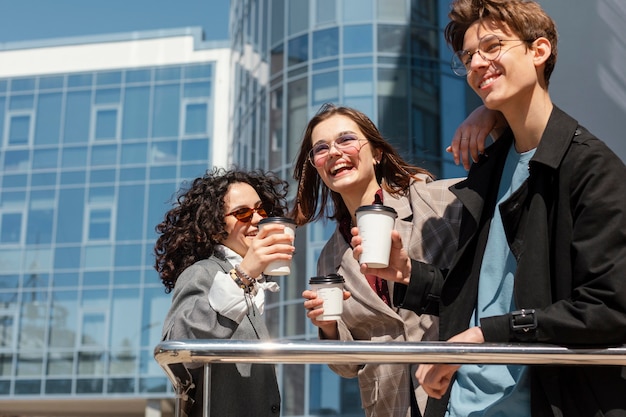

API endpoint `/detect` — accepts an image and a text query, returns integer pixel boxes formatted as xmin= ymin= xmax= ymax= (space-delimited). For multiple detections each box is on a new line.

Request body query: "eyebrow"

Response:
xmin=227 ymin=200 xmax=263 ymax=212
xmin=312 ymin=131 xmax=358 ymax=145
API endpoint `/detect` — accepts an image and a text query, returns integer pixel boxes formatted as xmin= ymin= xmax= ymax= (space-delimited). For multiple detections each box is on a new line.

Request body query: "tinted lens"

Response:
xmin=229 ymin=206 xmax=267 ymax=223
xmin=231 ymin=207 xmax=255 ymax=222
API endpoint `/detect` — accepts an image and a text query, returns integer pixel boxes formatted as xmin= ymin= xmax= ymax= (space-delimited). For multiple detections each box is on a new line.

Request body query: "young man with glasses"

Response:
xmin=353 ymin=0 xmax=626 ymax=416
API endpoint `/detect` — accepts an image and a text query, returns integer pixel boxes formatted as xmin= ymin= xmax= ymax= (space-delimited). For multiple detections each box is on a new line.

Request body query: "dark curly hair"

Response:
xmin=154 ymin=167 xmax=290 ymax=293
xmin=291 ymin=103 xmax=432 ymax=226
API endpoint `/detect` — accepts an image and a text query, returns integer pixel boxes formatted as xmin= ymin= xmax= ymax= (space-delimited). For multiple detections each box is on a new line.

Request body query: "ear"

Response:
xmin=373 ymin=149 xmax=382 ymax=164
xmin=532 ymin=37 xmax=551 ymax=67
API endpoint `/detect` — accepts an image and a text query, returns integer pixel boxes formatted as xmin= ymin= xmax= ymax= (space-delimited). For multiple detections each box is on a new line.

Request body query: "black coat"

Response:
xmin=397 ymin=106 xmax=626 ymax=416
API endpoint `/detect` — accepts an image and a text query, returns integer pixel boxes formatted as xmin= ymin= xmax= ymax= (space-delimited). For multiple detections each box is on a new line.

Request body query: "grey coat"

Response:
xmin=161 ymin=254 xmax=281 ymax=417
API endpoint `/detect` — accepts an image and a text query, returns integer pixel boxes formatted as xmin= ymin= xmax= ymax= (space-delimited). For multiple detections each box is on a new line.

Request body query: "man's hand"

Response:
xmin=416 ymin=327 xmax=485 ymax=398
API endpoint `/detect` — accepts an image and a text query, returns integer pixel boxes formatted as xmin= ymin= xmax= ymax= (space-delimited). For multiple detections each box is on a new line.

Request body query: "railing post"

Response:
xmin=203 ymin=363 xmax=211 ymax=417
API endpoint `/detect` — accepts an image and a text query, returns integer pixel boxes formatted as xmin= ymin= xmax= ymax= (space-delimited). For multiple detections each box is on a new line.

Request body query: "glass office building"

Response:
xmin=0 ymin=29 xmax=230 ymax=416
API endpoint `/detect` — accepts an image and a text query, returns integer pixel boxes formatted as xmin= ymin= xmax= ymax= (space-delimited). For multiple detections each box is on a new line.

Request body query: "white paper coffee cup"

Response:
xmin=355 ymin=204 xmax=398 ymax=268
xmin=309 ymin=274 xmax=345 ymax=321
xmin=258 ymin=217 xmax=296 ymax=276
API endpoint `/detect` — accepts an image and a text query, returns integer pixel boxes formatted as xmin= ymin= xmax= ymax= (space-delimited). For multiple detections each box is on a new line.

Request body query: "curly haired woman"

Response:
xmin=156 ymin=167 xmax=294 ymax=417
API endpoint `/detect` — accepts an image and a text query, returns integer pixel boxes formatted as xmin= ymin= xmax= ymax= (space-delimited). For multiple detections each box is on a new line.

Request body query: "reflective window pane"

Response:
xmin=35 ymin=93 xmax=62 ymax=145
xmin=122 ymin=86 xmax=150 ymax=140
xmin=64 ymin=91 xmax=91 ymax=143
xmin=9 ymin=94 xmax=34 ymax=110
xmin=94 ymin=109 xmax=118 ymax=140
xmin=184 ymin=103 xmax=207 ymax=135
xmin=316 ymin=0 xmax=336 ymax=25
xmin=49 ymin=290 xmax=78 ymax=348
xmin=183 ymin=81 xmax=211 ymax=98
xmin=312 ymin=71 xmax=339 ymax=105
xmin=61 ymin=146 xmax=87 ymax=168
xmin=312 ymin=28 xmax=338 ymax=60
xmin=288 ymin=0 xmax=309 ymax=34
xmin=39 ymin=76 xmax=64 ymax=90
xmin=126 ymin=69 xmax=151 ymax=84
xmin=152 ymin=85 xmax=180 ymax=138
xmin=378 ymin=24 xmax=407 ymax=54
xmin=116 ymin=185 xmax=145 ymax=240
xmin=33 ymin=148 xmax=59 ymax=169
xmin=90 ymin=144 xmax=118 ymax=166
xmin=8 ymin=115 xmax=30 ymax=145
xmin=184 ymin=63 xmax=212 ymax=79
xmin=288 ymin=34 xmax=308 ymax=66
xmin=155 ymin=67 xmax=181 ymax=81
xmin=56 ymin=189 xmax=85 ymax=243
xmin=121 ymin=143 xmax=148 ymax=165
xmin=68 ymin=74 xmax=93 ymax=88
xmin=88 ymin=208 xmax=112 ymax=240
xmin=377 ymin=0 xmax=407 ymax=21
xmin=96 ymin=71 xmax=122 ymax=86
xmin=95 ymin=88 xmax=121 ymax=104
xmin=1 ymin=213 xmax=22 ymax=243
xmin=181 ymin=139 xmax=208 ymax=161
xmin=10 ymin=78 xmax=35 ymax=92
xmin=343 ymin=24 xmax=373 ymax=54
xmin=342 ymin=0 xmax=372 ymax=22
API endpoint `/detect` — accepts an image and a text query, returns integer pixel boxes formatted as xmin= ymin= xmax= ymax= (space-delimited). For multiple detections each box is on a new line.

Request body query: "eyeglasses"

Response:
xmin=451 ymin=34 xmax=530 ymax=76
xmin=226 ymin=205 xmax=268 ymax=223
xmin=308 ymin=134 xmax=368 ymax=167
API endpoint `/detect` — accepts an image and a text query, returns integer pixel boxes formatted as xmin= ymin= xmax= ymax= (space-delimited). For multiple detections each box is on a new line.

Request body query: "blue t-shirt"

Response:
xmin=446 ymin=144 xmax=536 ymax=417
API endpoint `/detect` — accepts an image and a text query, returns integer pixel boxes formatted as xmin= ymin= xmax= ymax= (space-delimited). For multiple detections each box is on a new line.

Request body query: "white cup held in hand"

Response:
xmin=309 ymin=274 xmax=345 ymax=321
xmin=355 ymin=204 xmax=398 ymax=268
xmin=258 ymin=217 xmax=296 ymax=276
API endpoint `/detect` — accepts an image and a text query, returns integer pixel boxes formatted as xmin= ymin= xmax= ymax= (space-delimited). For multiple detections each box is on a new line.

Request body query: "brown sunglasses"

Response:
xmin=225 ymin=205 xmax=268 ymax=223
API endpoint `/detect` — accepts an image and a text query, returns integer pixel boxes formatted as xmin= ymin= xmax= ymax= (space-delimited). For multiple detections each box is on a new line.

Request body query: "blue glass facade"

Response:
xmin=0 ymin=62 xmax=215 ymax=402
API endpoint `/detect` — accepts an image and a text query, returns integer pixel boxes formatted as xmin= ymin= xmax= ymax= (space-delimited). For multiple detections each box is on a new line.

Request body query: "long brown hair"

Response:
xmin=291 ymin=103 xmax=431 ymax=226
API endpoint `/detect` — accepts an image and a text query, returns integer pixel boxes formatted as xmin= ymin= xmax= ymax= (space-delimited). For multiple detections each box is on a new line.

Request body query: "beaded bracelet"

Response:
xmin=229 ymin=269 xmax=250 ymax=292
xmin=234 ymin=264 xmax=256 ymax=286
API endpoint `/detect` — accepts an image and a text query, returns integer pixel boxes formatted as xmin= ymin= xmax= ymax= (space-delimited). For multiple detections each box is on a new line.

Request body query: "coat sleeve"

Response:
xmin=162 ymin=262 xmax=237 ymax=341
xmin=393 ymin=259 xmax=445 ymax=316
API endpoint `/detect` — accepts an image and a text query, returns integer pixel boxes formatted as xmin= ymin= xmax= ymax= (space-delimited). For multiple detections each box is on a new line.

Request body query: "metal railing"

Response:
xmin=154 ymin=339 xmax=626 ymax=417
xmin=154 ymin=340 xmax=626 ymax=417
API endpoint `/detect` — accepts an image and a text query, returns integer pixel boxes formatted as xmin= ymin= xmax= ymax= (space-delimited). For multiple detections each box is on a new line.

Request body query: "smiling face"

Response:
xmin=463 ymin=21 xmax=541 ymax=113
xmin=310 ymin=114 xmax=381 ymax=204
xmin=220 ymin=182 xmax=264 ymax=257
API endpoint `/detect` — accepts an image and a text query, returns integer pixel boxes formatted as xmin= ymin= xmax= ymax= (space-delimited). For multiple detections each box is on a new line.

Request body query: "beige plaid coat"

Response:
xmin=317 ymin=175 xmax=463 ymax=417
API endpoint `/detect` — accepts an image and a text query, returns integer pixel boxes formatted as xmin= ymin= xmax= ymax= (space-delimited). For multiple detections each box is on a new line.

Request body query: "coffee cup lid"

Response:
xmin=355 ymin=204 xmax=397 ymax=217
xmin=258 ymin=216 xmax=296 ymax=226
xmin=309 ymin=273 xmax=345 ymax=285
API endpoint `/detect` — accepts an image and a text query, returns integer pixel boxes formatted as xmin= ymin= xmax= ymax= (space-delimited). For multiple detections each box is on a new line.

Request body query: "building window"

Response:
xmin=183 ymin=102 xmax=208 ymax=136
xmin=86 ymin=207 xmax=113 ymax=241
xmin=7 ymin=114 xmax=32 ymax=146
xmin=0 ymin=212 xmax=23 ymax=244
xmin=94 ymin=108 xmax=119 ymax=140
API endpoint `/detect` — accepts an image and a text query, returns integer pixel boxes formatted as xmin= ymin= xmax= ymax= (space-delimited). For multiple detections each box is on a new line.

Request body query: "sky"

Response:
xmin=0 ymin=0 xmax=230 ymax=44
